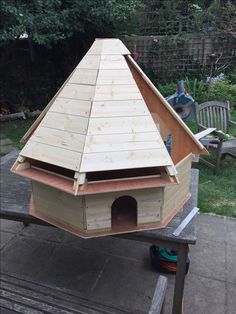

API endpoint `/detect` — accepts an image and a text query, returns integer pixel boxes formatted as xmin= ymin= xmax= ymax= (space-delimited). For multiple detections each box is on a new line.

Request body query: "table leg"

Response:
xmin=172 ymin=244 xmax=188 ymax=314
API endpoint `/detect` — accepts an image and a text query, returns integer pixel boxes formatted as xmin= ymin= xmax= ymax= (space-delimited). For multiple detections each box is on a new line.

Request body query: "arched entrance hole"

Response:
xmin=111 ymin=196 xmax=137 ymax=231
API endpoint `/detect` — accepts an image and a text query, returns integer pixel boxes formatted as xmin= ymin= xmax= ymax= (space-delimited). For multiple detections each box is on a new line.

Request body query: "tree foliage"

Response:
xmin=0 ymin=0 xmax=141 ymax=47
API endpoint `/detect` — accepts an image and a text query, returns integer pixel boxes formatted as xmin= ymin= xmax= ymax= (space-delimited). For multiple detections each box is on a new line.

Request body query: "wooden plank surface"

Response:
xmin=49 ymin=98 xmax=92 ymax=117
xmin=0 ymin=272 xmax=131 ymax=314
xmin=126 ymin=55 xmax=207 ymax=163
xmin=99 ymin=55 xmax=128 ymax=70
xmin=94 ymin=84 xmax=142 ymax=101
xmin=20 ymin=141 xmax=82 ymax=171
xmin=80 ymin=148 xmax=173 ymax=172
xmin=31 ymin=126 xmax=85 ymax=153
xmin=59 ymin=84 xmax=95 ymax=101
xmin=162 ymin=154 xmax=192 ymax=220
xmin=96 ymin=69 xmax=134 ymax=85
xmin=90 ymin=100 xmax=149 ymax=117
xmin=40 ymin=112 xmax=88 ymax=134
xmin=76 ymin=54 xmax=101 ymax=69
xmin=83 ymin=132 xmax=164 ymax=153
xmin=69 ymin=68 xmax=98 ymax=85
xmin=33 ymin=181 xmax=85 ymax=230
xmin=1 ymin=150 xmax=199 ymax=243
xmin=87 ymin=116 xmax=157 ymax=135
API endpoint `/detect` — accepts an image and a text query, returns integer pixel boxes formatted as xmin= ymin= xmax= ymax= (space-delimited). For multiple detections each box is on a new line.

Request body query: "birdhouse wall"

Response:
xmin=84 ymin=188 xmax=162 ymax=231
xmin=32 ymin=181 xmax=85 ymax=230
xmin=162 ymin=154 xmax=192 ymax=222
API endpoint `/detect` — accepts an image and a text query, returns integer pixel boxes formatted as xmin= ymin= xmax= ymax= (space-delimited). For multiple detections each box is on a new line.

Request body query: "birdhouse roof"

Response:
xmin=18 ymin=39 xmax=178 ymax=173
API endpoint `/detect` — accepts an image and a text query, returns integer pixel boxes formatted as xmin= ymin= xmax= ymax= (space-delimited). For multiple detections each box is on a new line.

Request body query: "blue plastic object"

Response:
xmin=166 ymin=80 xmax=196 ymax=121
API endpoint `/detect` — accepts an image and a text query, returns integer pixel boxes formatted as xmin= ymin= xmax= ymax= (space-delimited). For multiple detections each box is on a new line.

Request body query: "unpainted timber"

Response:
xmin=125 ymin=55 xmax=208 ymax=163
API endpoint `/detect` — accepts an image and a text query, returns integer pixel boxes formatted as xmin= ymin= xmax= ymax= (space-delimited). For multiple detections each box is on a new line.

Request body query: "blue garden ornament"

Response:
xmin=166 ymin=80 xmax=196 ymax=121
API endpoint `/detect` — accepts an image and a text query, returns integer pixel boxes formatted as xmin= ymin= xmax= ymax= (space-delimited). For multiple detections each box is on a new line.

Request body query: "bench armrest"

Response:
xmin=229 ymin=120 xmax=236 ymax=127
xmin=148 ymin=275 xmax=168 ymax=314
xmin=195 ymin=128 xmax=216 ymax=140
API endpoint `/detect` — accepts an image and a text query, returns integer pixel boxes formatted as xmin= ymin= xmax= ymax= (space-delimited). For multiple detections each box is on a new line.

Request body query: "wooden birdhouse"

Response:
xmin=11 ymin=39 xmax=207 ymax=238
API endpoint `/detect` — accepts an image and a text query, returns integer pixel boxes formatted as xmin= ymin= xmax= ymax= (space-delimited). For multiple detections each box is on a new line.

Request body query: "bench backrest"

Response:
xmin=196 ymin=101 xmax=230 ymax=133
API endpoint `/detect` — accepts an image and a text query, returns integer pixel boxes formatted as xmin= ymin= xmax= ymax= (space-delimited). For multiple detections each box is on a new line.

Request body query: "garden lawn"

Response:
xmin=193 ymin=159 xmax=236 ymax=218
xmin=1 ymin=118 xmax=36 ymax=150
xmin=0 ymin=116 xmax=236 ymax=218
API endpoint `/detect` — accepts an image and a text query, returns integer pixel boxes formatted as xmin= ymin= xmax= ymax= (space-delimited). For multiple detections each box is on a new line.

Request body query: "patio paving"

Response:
xmin=1 ymin=213 xmax=236 ymax=313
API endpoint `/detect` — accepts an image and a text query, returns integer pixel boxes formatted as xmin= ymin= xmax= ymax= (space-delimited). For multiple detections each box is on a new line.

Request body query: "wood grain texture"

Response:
xmin=126 ymin=55 xmax=207 ymax=163
xmin=20 ymin=141 xmax=82 ymax=171
xmin=40 ymin=112 xmax=88 ymax=134
xmin=69 ymin=68 xmax=98 ymax=85
xmin=94 ymin=84 xmax=142 ymax=101
xmin=32 ymin=182 xmax=85 ymax=229
xmin=99 ymin=55 xmax=128 ymax=70
xmin=59 ymin=84 xmax=95 ymax=101
xmin=87 ymin=116 xmax=157 ymax=135
xmin=80 ymin=148 xmax=173 ymax=172
xmin=49 ymin=98 xmax=92 ymax=117
xmin=83 ymin=132 xmax=164 ymax=153
xmin=76 ymin=54 xmax=101 ymax=69
xmin=31 ymin=126 xmax=85 ymax=152
xmin=85 ymin=187 xmax=162 ymax=230
xmin=90 ymin=100 xmax=149 ymax=118
xmin=87 ymin=38 xmax=130 ymax=55
xmin=162 ymin=154 xmax=192 ymax=220
xmin=96 ymin=69 xmax=134 ymax=85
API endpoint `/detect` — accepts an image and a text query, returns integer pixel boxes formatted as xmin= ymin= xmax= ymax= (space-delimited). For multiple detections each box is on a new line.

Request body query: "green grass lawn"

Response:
xmin=1 ymin=118 xmax=36 ymax=150
xmin=1 ymin=114 xmax=236 ymax=218
xmin=193 ymin=158 xmax=236 ymax=218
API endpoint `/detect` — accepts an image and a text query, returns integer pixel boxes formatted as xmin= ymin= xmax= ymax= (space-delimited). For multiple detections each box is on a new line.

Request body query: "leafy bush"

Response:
xmin=156 ymin=78 xmax=236 ymax=106
xmin=156 ymin=82 xmax=177 ymax=97
xmin=184 ymin=78 xmax=207 ymax=103
xmin=226 ymin=68 xmax=236 ymax=85
xmin=208 ymin=81 xmax=236 ymax=106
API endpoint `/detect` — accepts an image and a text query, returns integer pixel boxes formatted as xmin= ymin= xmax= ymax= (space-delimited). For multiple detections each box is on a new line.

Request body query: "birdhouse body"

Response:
xmin=12 ymin=39 xmax=207 ymax=238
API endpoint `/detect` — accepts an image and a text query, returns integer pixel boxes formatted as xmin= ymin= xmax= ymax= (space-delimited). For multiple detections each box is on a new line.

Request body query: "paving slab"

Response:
xmin=226 ymin=243 xmax=236 ymax=284
xmin=63 ymin=232 xmax=151 ymax=262
xmin=189 ymin=237 xmax=226 ymax=281
xmin=0 ymin=231 xmax=16 ymax=249
xmin=196 ymin=213 xmax=226 ymax=243
xmin=90 ymin=255 xmax=157 ymax=312
xmin=1 ymin=236 xmax=57 ymax=280
xmin=226 ymin=217 xmax=236 ymax=246
xmin=184 ymin=273 xmax=226 ymax=314
xmin=20 ymin=224 xmax=66 ymax=243
xmin=0 ymin=219 xmax=24 ymax=233
xmin=37 ymin=243 xmax=109 ymax=294
xmin=227 ymin=282 xmax=236 ymax=314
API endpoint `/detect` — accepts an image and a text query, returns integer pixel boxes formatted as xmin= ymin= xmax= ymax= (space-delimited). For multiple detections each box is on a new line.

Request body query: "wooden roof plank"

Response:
xmin=90 ymin=99 xmax=149 ymax=118
xmin=40 ymin=112 xmax=89 ymax=135
xmin=69 ymin=68 xmax=98 ymax=85
xmin=80 ymin=148 xmax=173 ymax=172
xmin=49 ymin=98 xmax=91 ymax=118
xmin=76 ymin=54 xmax=101 ymax=70
xmin=96 ymin=69 xmax=135 ymax=85
xmin=31 ymin=126 xmax=85 ymax=153
xmin=59 ymin=84 xmax=95 ymax=101
xmin=83 ymin=132 xmax=164 ymax=153
xmin=87 ymin=116 xmax=157 ymax=135
xmin=20 ymin=141 xmax=82 ymax=171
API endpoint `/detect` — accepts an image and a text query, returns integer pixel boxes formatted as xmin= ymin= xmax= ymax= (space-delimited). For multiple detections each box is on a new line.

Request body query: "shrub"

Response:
xmin=208 ymin=81 xmax=236 ymax=106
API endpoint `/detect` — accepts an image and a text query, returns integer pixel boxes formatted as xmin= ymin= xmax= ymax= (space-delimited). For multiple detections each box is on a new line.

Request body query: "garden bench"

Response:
xmin=196 ymin=100 xmax=236 ymax=174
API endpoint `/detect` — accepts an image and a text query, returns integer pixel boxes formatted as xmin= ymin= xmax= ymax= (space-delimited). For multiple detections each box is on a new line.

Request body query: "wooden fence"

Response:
xmin=122 ymin=34 xmax=236 ymax=82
